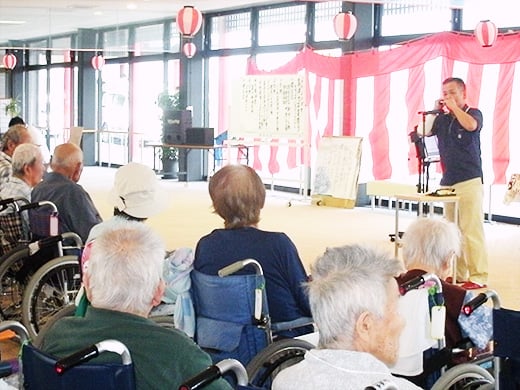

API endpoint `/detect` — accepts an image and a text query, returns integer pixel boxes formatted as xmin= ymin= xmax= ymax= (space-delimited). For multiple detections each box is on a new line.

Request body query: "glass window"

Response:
xmin=169 ymin=22 xmax=181 ymax=53
xmin=103 ymin=28 xmax=129 ymax=59
xmin=48 ymin=67 xmax=71 ymax=150
xmin=134 ymin=24 xmax=164 ymax=56
xmin=27 ymin=69 xmax=48 ymax=145
xmin=167 ymin=59 xmax=180 ymax=93
xmin=132 ymin=61 xmax=164 ymax=142
xmin=28 ymin=41 xmax=48 ymax=65
xmin=381 ymin=0 xmax=452 ymax=36
xmin=462 ymin=0 xmax=519 ymax=30
xmin=99 ymin=63 xmax=130 ymax=165
xmin=50 ymin=49 xmax=75 ymax=64
xmin=207 ymin=55 xmax=248 ymax=135
xmin=314 ymin=1 xmax=343 ymax=42
xmin=258 ymin=5 xmax=306 ymax=46
xmin=210 ymin=12 xmax=251 ymax=50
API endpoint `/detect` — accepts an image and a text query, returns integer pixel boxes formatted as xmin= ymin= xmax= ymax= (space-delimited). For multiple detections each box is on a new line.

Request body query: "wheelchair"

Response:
xmin=0 ymin=320 xmax=135 ymax=389
xmin=396 ymin=273 xmax=494 ymax=389
xmin=0 ymin=198 xmax=83 ymax=339
xmin=431 ymin=289 xmax=520 ymax=390
xmin=191 ymin=259 xmax=314 ymax=388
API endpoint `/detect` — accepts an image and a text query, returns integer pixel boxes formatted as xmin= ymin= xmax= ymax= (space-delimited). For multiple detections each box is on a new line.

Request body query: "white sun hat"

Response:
xmin=109 ymin=162 xmax=169 ymax=219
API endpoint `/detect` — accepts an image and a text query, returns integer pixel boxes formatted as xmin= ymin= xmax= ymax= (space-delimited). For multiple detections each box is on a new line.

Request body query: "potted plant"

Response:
xmin=156 ymin=91 xmax=181 ymax=179
xmin=4 ymin=97 xmax=20 ymax=118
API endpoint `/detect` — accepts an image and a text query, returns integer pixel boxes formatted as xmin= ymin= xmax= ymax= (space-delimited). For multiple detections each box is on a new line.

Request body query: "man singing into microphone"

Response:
xmin=425 ymin=77 xmax=488 ymax=290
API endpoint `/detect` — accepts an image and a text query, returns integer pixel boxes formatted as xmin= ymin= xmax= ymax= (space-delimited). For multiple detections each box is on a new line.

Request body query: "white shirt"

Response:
xmin=272 ymin=349 xmax=421 ymax=390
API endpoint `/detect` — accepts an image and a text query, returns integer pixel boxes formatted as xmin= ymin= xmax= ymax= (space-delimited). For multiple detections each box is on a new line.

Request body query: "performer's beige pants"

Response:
xmin=443 ymin=177 xmax=488 ymax=284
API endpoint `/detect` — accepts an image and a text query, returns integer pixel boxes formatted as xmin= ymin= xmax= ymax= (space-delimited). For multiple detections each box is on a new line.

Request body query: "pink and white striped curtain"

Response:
xmin=246 ymin=31 xmax=520 ymax=185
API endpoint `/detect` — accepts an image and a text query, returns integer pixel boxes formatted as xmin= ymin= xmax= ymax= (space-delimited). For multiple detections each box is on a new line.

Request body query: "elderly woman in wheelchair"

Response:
xmin=271 ymin=244 xmax=421 ymax=389
xmin=393 ymin=217 xmax=493 ymax=388
xmin=194 ymin=165 xmax=313 ymax=340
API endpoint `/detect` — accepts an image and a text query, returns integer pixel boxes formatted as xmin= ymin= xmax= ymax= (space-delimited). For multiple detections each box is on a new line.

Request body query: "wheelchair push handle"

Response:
xmin=0 ymin=197 xmax=29 ymax=212
xmin=34 ymin=234 xmax=64 ymax=249
xmin=55 ymin=345 xmax=99 ymax=374
xmin=18 ymin=200 xmax=58 ymax=213
xmin=178 ymin=359 xmax=248 ymax=390
xmin=399 ymin=273 xmax=442 ymax=295
xmin=462 ymin=289 xmax=501 ymax=316
xmin=178 ymin=365 xmax=221 ymax=390
xmin=218 ymin=258 xmax=263 ymax=277
xmin=55 ymin=339 xmax=132 ymax=374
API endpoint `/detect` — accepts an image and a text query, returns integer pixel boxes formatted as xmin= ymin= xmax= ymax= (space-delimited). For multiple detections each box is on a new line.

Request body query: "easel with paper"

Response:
xmin=312 ymin=136 xmax=363 ymax=208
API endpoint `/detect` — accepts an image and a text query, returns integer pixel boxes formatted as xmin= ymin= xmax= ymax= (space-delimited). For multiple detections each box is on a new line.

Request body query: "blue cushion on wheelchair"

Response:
xmin=196 ymin=317 xmax=244 ymax=352
xmin=191 ymin=270 xmax=270 ymax=366
xmin=191 ymin=270 xmax=269 ymax=324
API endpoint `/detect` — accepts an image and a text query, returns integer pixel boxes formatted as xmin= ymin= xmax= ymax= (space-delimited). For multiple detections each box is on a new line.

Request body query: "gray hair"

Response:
xmin=402 ymin=217 xmax=461 ymax=273
xmin=1 ymin=124 xmax=30 ymax=152
xmin=11 ymin=143 xmax=42 ymax=177
xmin=86 ymin=220 xmax=165 ymax=316
xmin=308 ymin=244 xmax=403 ymax=349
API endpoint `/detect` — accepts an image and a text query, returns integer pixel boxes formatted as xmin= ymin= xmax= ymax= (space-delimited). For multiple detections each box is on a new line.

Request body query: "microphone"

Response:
xmin=418 ymin=109 xmax=443 ymax=115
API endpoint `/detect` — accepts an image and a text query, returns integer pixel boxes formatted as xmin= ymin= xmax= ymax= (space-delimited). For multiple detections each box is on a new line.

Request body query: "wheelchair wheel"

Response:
xmin=0 ymin=245 xmax=32 ymax=321
xmin=21 ymin=256 xmax=81 ymax=340
xmin=246 ymin=338 xmax=314 ymax=388
xmin=32 ymin=303 xmax=75 ymax=347
xmin=431 ymin=363 xmax=494 ymax=390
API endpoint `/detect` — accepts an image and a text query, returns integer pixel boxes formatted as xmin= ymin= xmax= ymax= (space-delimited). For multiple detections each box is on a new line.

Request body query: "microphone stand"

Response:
xmin=419 ymin=112 xmax=429 ymax=194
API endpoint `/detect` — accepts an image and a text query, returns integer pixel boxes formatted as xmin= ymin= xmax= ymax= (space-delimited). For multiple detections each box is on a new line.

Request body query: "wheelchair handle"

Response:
xmin=61 ymin=231 xmax=83 ymax=248
xmin=461 ymin=289 xmax=501 ymax=316
xmin=178 ymin=366 xmax=221 ymax=390
xmin=399 ymin=273 xmax=442 ymax=295
xmin=18 ymin=200 xmax=58 ymax=213
xmin=55 ymin=344 xmax=99 ymax=374
xmin=32 ymin=234 xmax=63 ymax=250
xmin=218 ymin=258 xmax=263 ymax=277
xmin=55 ymin=339 xmax=131 ymax=374
xmin=178 ymin=359 xmax=248 ymax=390
xmin=0 ymin=197 xmax=29 ymax=212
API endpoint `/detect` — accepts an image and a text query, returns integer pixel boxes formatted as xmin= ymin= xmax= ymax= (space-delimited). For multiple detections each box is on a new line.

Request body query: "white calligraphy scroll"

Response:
xmin=313 ymin=136 xmax=363 ymax=201
xmin=229 ymin=74 xmax=306 ymax=139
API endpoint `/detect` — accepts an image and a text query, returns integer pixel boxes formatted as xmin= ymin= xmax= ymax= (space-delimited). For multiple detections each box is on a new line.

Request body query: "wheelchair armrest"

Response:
xmin=271 ymin=317 xmax=314 ymax=333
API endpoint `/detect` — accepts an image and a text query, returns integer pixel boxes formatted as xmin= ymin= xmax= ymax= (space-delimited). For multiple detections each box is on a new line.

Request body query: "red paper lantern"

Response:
xmin=333 ymin=11 xmax=357 ymax=41
xmin=183 ymin=42 xmax=197 ymax=58
xmin=474 ymin=20 xmax=498 ymax=47
xmin=177 ymin=6 xmax=203 ymax=38
xmin=2 ymin=53 xmax=17 ymax=70
xmin=91 ymin=54 xmax=105 ymax=70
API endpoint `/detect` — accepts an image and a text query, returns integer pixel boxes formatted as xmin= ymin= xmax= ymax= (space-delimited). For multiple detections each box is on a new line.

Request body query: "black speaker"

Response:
xmin=186 ymin=127 xmax=214 ymax=146
xmin=162 ymin=110 xmax=192 ymax=145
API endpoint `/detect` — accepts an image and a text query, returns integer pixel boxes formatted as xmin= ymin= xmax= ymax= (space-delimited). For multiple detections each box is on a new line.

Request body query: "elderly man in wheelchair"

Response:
xmin=37 ymin=221 xmax=232 ymax=390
